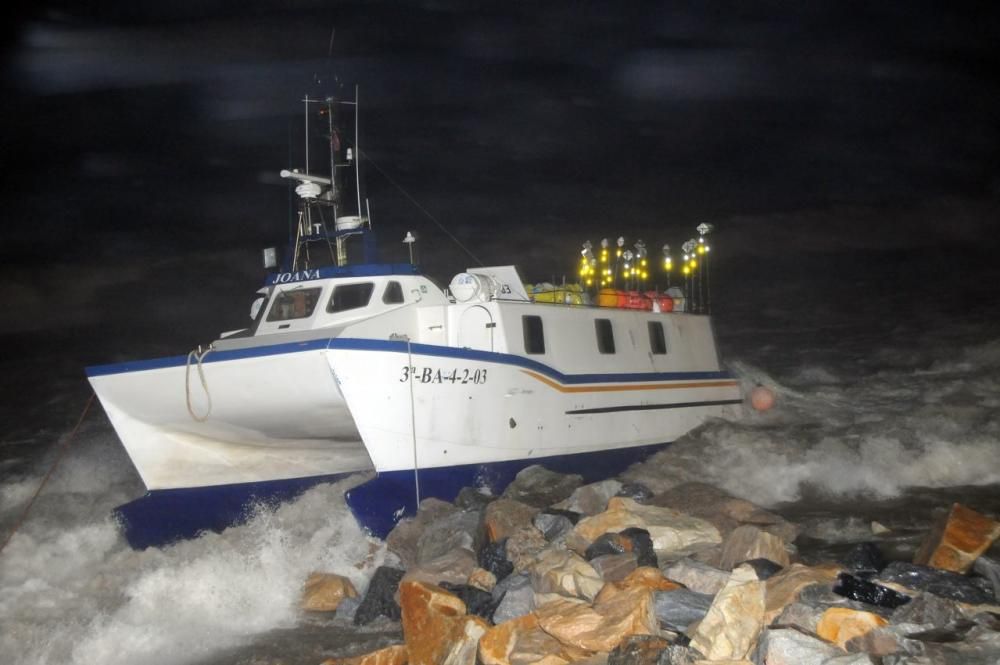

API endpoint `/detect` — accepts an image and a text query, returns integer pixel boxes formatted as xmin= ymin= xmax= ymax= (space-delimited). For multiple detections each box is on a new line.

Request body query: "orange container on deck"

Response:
xmin=623 ymin=291 xmax=653 ymax=310
xmin=597 ymin=288 xmax=623 ymax=307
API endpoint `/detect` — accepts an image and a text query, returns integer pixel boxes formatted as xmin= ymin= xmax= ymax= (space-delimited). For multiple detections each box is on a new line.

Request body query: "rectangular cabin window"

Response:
xmin=266 ymin=287 xmax=322 ymax=322
xmin=648 ymin=321 xmax=667 ymax=355
xmin=522 ymin=315 xmax=545 ymax=355
xmin=595 ymin=318 xmax=615 ymax=354
xmin=383 ymin=280 xmax=404 ymax=304
xmin=327 ymin=282 xmax=375 ymax=313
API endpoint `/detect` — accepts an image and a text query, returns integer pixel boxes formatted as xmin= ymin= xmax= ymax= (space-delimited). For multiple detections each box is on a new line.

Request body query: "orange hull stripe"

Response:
xmin=521 ymin=370 xmax=740 ymax=393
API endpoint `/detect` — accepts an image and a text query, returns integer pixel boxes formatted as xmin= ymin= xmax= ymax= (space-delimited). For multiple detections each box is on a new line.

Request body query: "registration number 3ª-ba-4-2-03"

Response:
xmin=399 ymin=366 xmax=488 ymax=385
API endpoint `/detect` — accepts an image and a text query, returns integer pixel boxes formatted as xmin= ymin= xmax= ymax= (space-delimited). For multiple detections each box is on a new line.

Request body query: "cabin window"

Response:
xmin=648 ymin=321 xmax=668 ymax=354
xmin=522 ymin=315 xmax=545 ymax=354
xmin=595 ymin=318 xmax=615 ymax=354
xmin=266 ymin=287 xmax=322 ymax=322
xmin=327 ymin=282 xmax=375 ymax=313
xmin=383 ymin=281 xmax=404 ymax=304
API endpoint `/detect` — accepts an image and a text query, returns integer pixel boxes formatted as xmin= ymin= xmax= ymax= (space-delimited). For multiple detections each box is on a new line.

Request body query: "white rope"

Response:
xmin=185 ymin=345 xmax=213 ymax=422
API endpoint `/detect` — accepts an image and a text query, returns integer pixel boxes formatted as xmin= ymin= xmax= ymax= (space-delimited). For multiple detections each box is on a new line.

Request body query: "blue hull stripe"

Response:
xmin=114 ymin=442 xmax=668 ymax=549
xmin=86 ymin=337 xmax=733 ymax=385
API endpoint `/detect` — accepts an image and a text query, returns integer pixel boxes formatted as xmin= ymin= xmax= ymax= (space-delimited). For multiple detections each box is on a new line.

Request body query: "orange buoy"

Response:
xmin=750 ymin=385 xmax=775 ymax=411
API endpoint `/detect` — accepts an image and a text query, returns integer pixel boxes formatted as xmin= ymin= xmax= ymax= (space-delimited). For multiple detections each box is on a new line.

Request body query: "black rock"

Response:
xmin=353 ymin=566 xmax=405 ymax=626
xmin=439 ymin=581 xmax=501 ymax=622
xmin=454 ymin=486 xmax=495 ymax=511
xmin=904 ymin=619 xmax=977 ymax=643
xmin=501 ymin=465 xmax=583 ymax=508
xmin=621 ymin=527 xmax=658 ymax=568
xmin=841 ymin=542 xmax=886 ymax=577
xmin=738 ymin=557 xmax=784 ymax=580
xmin=478 ymin=538 xmax=514 ymax=582
xmin=608 ymin=634 xmax=670 ymax=665
xmin=877 ymin=562 xmax=996 ymax=605
xmin=585 ymin=528 xmax=657 ymax=568
xmin=892 ymin=591 xmax=964 ymax=628
xmin=657 ymin=644 xmax=701 ymax=665
xmin=616 ymin=481 xmax=655 ymax=503
xmin=833 ymin=572 xmax=911 ymax=609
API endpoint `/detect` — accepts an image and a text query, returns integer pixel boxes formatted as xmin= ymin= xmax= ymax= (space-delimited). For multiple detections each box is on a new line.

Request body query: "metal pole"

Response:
xmin=355 ymin=85 xmax=362 ymax=219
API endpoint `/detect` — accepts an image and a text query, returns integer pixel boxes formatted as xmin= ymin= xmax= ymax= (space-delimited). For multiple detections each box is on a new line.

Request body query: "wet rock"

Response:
xmin=479 ymin=613 xmax=591 ymax=665
xmin=355 ymin=566 xmax=406 ymax=626
xmin=502 ymin=465 xmax=583 ymax=508
xmin=652 ymin=588 xmax=713 ymax=632
xmin=399 ymin=581 xmax=488 ymax=665
xmin=913 ymin=503 xmax=1000 ymax=575
xmin=834 ymin=572 xmax=911 ymax=610
xmin=321 ymin=643 xmax=408 ymax=665
xmin=301 ymin=572 xmax=359 ymax=612
xmin=607 ymin=634 xmax=670 ymax=665
xmin=533 ymin=512 xmax=576 ymax=542
xmin=590 ymin=553 xmax=639 ymax=583
xmin=816 ymin=607 xmax=889 ymax=649
xmin=753 ymin=625 xmax=843 ymax=665
xmin=468 ymin=567 xmax=497 ymax=592
xmin=972 ymin=555 xmax=1000 ymax=601
xmin=574 ymin=497 xmax=721 ymax=558
xmin=718 ymin=525 xmax=790 ymax=570
xmin=530 ymin=548 xmax=605 ymax=602
xmin=386 ymin=498 xmax=458 ymax=568
xmin=891 ymin=591 xmax=964 ymax=628
xmin=773 ymin=601 xmax=825 ymax=632
xmin=597 ymin=566 xmax=683 ymax=604
xmin=484 ymin=498 xmax=539 ymax=543
xmin=655 ymin=645 xmax=702 ymax=665
xmin=738 ymin=557 xmax=784 ymax=581
xmin=455 ymin=486 xmax=495 ymax=512
xmin=662 ymin=558 xmax=731 ymax=595
xmin=439 ymin=581 xmax=500 ymax=622
xmin=901 ymin=625 xmax=1000 ymax=664
xmin=585 ymin=528 xmax=657 ymax=568
xmin=478 ymin=539 xmax=515 ymax=583
xmin=841 ymin=542 xmax=886 ymax=578
xmin=649 ymin=482 xmax=798 ymax=543
xmin=506 ymin=525 xmax=549 ymax=573
xmin=689 ymin=564 xmax=765 ymax=661
xmin=417 ymin=509 xmax=480 ymax=564
xmin=535 ymin=586 xmax=657 ymax=652
xmin=876 ymin=562 xmax=994 ymax=604
xmin=400 ymin=548 xmax=478 ymax=591
xmin=491 ymin=573 xmax=534 ymax=624
xmin=616 ymin=481 xmax=654 ymax=504
xmin=763 ymin=563 xmax=843 ymax=623
xmin=554 ymin=479 xmax=623 ymax=516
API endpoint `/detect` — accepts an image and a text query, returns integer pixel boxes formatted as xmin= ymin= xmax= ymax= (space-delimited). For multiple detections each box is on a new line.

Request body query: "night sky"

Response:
xmin=2 ymin=2 xmax=999 ymax=344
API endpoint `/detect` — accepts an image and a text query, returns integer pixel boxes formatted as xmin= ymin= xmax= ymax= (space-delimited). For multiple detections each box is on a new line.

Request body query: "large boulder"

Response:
xmin=662 ymin=558 xmax=731 ymax=595
xmin=399 ymin=581 xmax=489 ymax=665
xmin=875 ymin=562 xmax=995 ymax=605
xmin=718 ymin=525 xmax=790 ymax=571
xmin=530 ymin=548 xmax=605 ymax=603
xmin=417 ymin=509 xmax=480 ymax=564
xmin=479 ymin=613 xmax=592 ymax=665
xmin=816 ymin=607 xmax=889 ymax=649
xmin=301 ymin=572 xmax=359 ymax=612
xmin=913 ymin=503 xmax=1000 ymax=574
xmin=649 ymin=482 xmax=798 ymax=543
xmin=652 ymin=588 xmax=713 ymax=633
xmin=596 ymin=566 xmax=682 ymax=604
xmin=400 ymin=548 xmax=479 ymax=591
xmin=763 ymin=563 xmax=843 ymax=623
xmin=689 ymin=565 xmax=765 ymax=661
xmin=484 ymin=498 xmax=540 ymax=543
xmin=491 ymin=572 xmax=535 ymax=624
xmin=386 ymin=498 xmax=459 ymax=568
xmin=354 ymin=566 xmax=406 ymax=626
xmin=535 ymin=586 xmax=658 ymax=652
xmin=554 ymin=479 xmax=623 ymax=516
xmin=573 ymin=497 xmax=721 ymax=558
xmin=753 ymin=625 xmax=845 ymax=665
xmin=502 ymin=465 xmax=583 ymax=508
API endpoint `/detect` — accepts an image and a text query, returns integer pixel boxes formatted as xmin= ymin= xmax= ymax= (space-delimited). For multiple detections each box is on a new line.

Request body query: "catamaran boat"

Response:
xmin=86 ymin=93 xmax=742 ymax=548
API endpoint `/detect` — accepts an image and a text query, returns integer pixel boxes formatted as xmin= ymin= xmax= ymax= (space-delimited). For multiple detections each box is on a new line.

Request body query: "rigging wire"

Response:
xmin=0 ymin=392 xmax=95 ymax=556
xmin=360 ymin=149 xmax=486 ymax=267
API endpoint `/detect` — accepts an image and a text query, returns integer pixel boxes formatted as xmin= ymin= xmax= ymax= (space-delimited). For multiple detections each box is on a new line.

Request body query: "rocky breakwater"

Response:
xmin=303 ymin=466 xmax=1000 ymax=665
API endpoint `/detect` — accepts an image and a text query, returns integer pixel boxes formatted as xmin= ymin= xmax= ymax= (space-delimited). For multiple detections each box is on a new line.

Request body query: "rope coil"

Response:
xmin=185 ymin=345 xmax=213 ymax=422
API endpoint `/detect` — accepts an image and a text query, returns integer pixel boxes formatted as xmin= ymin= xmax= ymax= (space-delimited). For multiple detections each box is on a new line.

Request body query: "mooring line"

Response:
xmin=0 ymin=391 xmax=96 ymax=555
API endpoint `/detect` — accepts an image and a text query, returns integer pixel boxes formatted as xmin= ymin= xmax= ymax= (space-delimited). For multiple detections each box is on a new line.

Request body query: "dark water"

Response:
xmin=1 ymin=246 xmax=998 ymax=664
